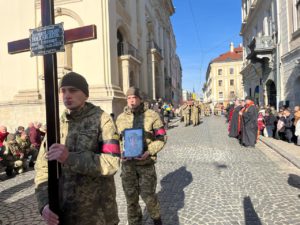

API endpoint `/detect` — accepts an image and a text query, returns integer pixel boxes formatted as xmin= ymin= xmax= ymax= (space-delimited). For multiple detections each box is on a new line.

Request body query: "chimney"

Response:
xmin=230 ymin=42 xmax=234 ymax=52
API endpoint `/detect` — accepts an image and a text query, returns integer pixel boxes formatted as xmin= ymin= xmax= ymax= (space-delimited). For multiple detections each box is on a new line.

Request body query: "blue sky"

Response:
xmin=171 ymin=0 xmax=242 ymax=96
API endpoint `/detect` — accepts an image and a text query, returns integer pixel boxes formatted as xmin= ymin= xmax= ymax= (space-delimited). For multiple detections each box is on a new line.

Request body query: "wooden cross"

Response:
xmin=7 ymin=0 xmax=97 ymax=219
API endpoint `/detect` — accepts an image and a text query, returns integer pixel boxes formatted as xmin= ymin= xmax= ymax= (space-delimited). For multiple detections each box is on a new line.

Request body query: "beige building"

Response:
xmin=0 ymin=0 xmax=182 ymax=131
xmin=203 ymin=43 xmax=244 ymax=107
xmin=240 ymin=0 xmax=300 ymax=109
xmin=280 ymin=0 xmax=300 ymax=108
xmin=240 ymin=0 xmax=279 ymax=108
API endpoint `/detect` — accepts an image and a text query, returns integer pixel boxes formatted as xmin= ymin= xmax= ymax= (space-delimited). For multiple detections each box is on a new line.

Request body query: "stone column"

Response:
xmin=121 ymin=57 xmax=130 ymax=93
xmin=151 ymin=53 xmax=156 ymax=100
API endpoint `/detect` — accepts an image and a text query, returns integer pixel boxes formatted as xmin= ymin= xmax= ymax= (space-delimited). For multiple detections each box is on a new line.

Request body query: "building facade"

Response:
xmin=0 ymin=0 xmax=182 ymax=131
xmin=203 ymin=43 xmax=244 ymax=107
xmin=240 ymin=0 xmax=300 ymax=109
xmin=240 ymin=0 xmax=280 ymax=108
xmin=280 ymin=0 xmax=300 ymax=108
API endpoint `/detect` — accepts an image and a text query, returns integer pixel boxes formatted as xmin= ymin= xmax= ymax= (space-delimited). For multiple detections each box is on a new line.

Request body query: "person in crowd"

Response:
xmin=2 ymin=134 xmax=25 ymax=176
xmin=275 ymin=109 xmax=285 ymax=140
xmin=0 ymin=126 xmax=9 ymax=159
xmin=228 ymin=99 xmax=243 ymax=138
xmin=39 ymin=124 xmax=47 ymax=142
xmin=191 ymin=101 xmax=200 ymax=126
xmin=283 ymin=108 xmax=294 ymax=143
xmin=239 ymin=96 xmax=258 ymax=147
xmin=15 ymin=126 xmax=25 ymax=137
xmin=257 ymin=109 xmax=265 ymax=136
xmin=16 ymin=131 xmax=38 ymax=168
xmin=182 ymin=102 xmax=191 ymax=126
xmin=270 ymin=106 xmax=278 ymax=118
xmin=25 ymin=122 xmax=34 ymax=135
xmin=162 ymin=102 xmax=171 ymax=129
xmin=29 ymin=121 xmax=42 ymax=150
xmin=35 ymin=72 xmax=120 ymax=225
xmin=225 ymin=102 xmax=234 ymax=122
xmin=294 ymin=105 xmax=300 ymax=145
xmin=264 ymin=109 xmax=277 ymax=137
xmin=116 ymin=87 xmax=166 ymax=225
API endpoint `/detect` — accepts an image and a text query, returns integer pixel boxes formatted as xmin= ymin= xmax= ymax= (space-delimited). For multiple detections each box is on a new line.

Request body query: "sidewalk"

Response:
xmin=259 ymin=135 xmax=300 ymax=169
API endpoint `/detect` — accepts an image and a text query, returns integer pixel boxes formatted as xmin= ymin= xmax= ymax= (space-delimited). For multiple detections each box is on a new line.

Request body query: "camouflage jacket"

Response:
xmin=116 ymin=103 xmax=167 ymax=165
xmin=34 ymin=102 xmax=120 ymax=223
xmin=16 ymin=136 xmax=31 ymax=155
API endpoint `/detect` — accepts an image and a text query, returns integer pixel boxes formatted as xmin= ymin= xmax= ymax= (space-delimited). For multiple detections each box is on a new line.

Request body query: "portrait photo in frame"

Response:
xmin=123 ymin=128 xmax=144 ymax=158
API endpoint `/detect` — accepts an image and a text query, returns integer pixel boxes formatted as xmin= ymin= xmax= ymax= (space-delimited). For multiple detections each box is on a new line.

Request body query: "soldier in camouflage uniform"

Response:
xmin=191 ymin=101 xmax=200 ymax=126
xmin=2 ymin=133 xmax=26 ymax=175
xmin=34 ymin=72 xmax=121 ymax=225
xmin=16 ymin=131 xmax=38 ymax=167
xmin=116 ymin=87 xmax=167 ymax=225
xmin=182 ymin=103 xmax=191 ymax=126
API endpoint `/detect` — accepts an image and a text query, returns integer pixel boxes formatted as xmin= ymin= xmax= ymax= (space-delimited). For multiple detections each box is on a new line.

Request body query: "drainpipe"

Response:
xmin=275 ymin=0 xmax=281 ymax=109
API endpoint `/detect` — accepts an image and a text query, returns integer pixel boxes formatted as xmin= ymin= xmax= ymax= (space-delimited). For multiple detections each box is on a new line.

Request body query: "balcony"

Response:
xmin=118 ymin=41 xmax=142 ymax=62
xmin=246 ymin=36 xmax=275 ymax=63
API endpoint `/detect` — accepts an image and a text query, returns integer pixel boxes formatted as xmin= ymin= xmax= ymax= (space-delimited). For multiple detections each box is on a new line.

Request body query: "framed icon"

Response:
xmin=123 ymin=128 xmax=144 ymax=158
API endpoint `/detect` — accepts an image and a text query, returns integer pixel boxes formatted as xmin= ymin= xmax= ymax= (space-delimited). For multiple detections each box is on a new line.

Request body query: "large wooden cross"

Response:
xmin=7 ymin=0 xmax=97 ymax=219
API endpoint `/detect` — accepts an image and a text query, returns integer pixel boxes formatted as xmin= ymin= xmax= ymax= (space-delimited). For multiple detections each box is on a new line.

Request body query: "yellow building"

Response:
xmin=203 ymin=43 xmax=244 ymax=107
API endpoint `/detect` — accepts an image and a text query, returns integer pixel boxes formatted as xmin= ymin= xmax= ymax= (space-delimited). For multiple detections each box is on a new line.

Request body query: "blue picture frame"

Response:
xmin=123 ymin=128 xmax=144 ymax=158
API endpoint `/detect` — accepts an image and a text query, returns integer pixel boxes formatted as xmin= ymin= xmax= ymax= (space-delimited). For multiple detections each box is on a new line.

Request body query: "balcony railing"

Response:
xmin=148 ymin=41 xmax=162 ymax=56
xmin=118 ymin=41 xmax=142 ymax=61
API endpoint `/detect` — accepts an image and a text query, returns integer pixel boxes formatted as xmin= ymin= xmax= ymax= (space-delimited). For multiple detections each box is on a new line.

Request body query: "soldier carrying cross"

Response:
xmin=8 ymin=0 xmax=121 ymax=224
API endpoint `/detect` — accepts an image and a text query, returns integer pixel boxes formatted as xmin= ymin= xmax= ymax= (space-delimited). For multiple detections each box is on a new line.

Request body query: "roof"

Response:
xmin=212 ymin=47 xmax=243 ymax=63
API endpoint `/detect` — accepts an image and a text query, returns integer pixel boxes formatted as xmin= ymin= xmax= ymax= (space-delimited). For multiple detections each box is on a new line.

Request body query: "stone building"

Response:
xmin=0 ymin=0 xmax=182 ymax=131
xmin=203 ymin=43 xmax=244 ymax=107
xmin=240 ymin=0 xmax=300 ymax=109
xmin=280 ymin=0 xmax=300 ymax=108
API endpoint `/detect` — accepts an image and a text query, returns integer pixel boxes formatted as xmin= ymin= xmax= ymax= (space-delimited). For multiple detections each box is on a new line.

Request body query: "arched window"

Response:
xmin=129 ymin=71 xmax=135 ymax=87
xmin=117 ymin=30 xmax=124 ymax=56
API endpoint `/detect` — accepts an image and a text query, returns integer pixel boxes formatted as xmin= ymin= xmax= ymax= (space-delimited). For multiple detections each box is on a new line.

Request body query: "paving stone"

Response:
xmin=0 ymin=116 xmax=299 ymax=224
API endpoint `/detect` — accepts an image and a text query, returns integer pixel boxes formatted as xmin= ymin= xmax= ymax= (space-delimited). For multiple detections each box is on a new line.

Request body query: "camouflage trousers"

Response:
xmin=192 ymin=113 xmax=199 ymax=126
xmin=121 ymin=162 xmax=161 ymax=225
xmin=60 ymin=176 xmax=119 ymax=225
xmin=183 ymin=113 xmax=190 ymax=126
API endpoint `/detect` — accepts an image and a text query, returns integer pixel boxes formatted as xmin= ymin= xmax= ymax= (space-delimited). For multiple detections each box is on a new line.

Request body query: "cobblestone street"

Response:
xmin=1 ymin=116 xmax=300 ymax=225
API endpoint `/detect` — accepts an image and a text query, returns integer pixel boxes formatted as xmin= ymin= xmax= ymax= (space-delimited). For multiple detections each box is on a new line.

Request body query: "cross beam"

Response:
xmin=8 ymin=24 xmax=97 ymax=54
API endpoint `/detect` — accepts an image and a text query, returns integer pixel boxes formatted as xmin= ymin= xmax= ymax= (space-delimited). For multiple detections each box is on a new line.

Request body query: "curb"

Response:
xmin=259 ymin=136 xmax=300 ymax=169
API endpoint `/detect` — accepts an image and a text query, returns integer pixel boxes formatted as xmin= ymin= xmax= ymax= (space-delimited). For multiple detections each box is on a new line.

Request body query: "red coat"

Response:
xmin=0 ymin=131 xmax=9 ymax=147
xmin=228 ymin=108 xmax=234 ymax=132
xmin=257 ymin=113 xmax=265 ymax=130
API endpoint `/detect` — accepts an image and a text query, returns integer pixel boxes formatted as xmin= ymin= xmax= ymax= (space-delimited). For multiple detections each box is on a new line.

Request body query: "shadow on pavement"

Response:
xmin=213 ymin=162 xmax=228 ymax=170
xmin=0 ymin=178 xmax=34 ymax=202
xmin=157 ymin=166 xmax=193 ymax=225
xmin=243 ymin=196 xmax=262 ymax=225
xmin=288 ymin=174 xmax=300 ymax=190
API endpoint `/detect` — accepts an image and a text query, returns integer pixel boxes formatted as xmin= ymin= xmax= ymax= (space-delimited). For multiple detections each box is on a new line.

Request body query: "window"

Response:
xmin=219 ymin=92 xmax=223 ymax=98
xmin=230 ymin=79 xmax=234 ymax=86
xmin=230 ymin=68 xmax=234 ymax=74
xmin=218 ymin=80 xmax=223 ymax=86
xmin=218 ymin=69 xmax=222 ymax=75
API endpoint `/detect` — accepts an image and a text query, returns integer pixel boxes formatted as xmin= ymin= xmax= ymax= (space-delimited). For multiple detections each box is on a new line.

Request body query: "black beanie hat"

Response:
xmin=59 ymin=72 xmax=89 ymax=97
xmin=126 ymin=87 xmax=142 ymax=99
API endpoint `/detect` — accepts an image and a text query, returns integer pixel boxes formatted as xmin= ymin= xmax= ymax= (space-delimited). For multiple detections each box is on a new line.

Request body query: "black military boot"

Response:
xmin=153 ymin=218 xmax=162 ymax=225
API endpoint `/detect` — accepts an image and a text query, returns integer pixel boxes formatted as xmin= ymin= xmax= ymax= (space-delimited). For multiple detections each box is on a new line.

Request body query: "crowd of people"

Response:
xmin=226 ymin=97 xmax=300 ymax=148
xmin=0 ymin=122 xmax=46 ymax=176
